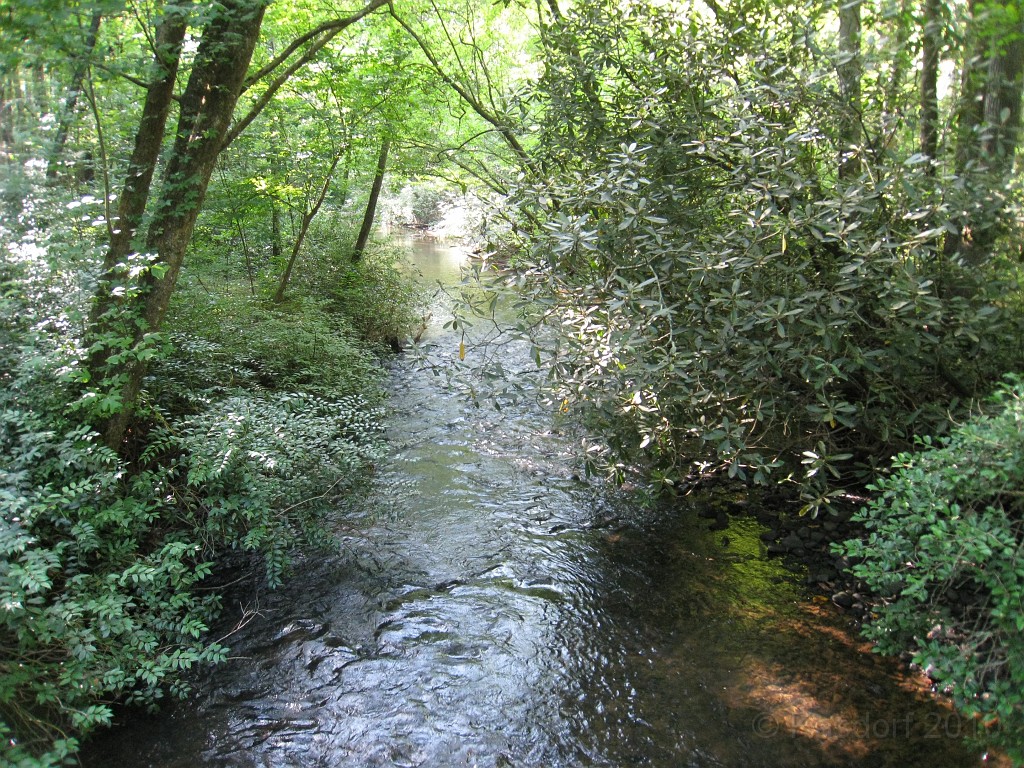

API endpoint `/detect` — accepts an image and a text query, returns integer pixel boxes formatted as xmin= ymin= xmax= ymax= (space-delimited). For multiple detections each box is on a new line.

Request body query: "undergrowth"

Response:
xmin=0 ymin=190 xmax=416 ymax=765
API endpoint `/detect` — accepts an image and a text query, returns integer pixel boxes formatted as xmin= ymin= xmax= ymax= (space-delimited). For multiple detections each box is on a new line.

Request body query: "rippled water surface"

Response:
xmin=83 ymin=237 xmax=998 ymax=767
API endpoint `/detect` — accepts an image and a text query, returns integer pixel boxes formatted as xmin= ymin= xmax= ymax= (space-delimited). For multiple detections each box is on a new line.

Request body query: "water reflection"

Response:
xmin=391 ymin=230 xmax=469 ymax=285
xmin=81 ymin=235 xmax=1000 ymax=768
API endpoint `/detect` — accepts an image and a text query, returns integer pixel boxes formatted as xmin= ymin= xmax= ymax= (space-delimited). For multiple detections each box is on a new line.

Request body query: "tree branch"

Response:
xmin=389 ymin=1 xmax=537 ymax=175
xmin=224 ymin=0 xmax=390 ymax=149
xmin=242 ymin=0 xmax=390 ymax=90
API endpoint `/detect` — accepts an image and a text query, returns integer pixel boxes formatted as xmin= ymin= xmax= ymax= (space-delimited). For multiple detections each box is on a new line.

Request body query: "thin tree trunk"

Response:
xmin=97 ymin=0 xmax=268 ymax=450
xmin=236 ymin=219 xmax=256 ymax=295
xmin=271 ymin=201 xmax=282 ymax=259
xmin=0 ymin=79 xmax=14 ymax=152
xmin=32 ymin=64 xmax=49 ymax=116
xmin=337 ymin=158 xmax=352 ymax=205
xmin=952 ymin=0 xmax=987 ymax=174
xmin=880 ymin=0 xmax=913 ymax=146
xmin=274 ymin=149 xmax=344 ymax=302
xmin=390 ymin=6 xmax=536 ymax=175
xmin=837 ymin=0 xmax=862 ymax=179
xmin=270 ymin=111 xmax=284 ymax=259
xmin=920 ymin=0 xmax=941 ymax=165
xmin=46 ymin=9 xmax=103 ymax=180
xmin=352 ymin=136 xmax=390 ymax=261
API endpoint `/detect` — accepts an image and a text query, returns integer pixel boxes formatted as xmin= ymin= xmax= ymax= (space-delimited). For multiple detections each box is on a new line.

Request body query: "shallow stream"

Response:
xmin=83 ymin=236 xmax=997 ymax=767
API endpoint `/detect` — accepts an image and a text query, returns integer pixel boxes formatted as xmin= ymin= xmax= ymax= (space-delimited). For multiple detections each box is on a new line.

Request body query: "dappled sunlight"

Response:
xmin=723 ymin=605 xmax=995 ymax=766
xmin=76 ymin=215 xmax=1010 ymax=768
xmin=606 ymin=508 xmax=1006 ymax=767
xmin=8 ymin=0 xmax=1024 ymax=761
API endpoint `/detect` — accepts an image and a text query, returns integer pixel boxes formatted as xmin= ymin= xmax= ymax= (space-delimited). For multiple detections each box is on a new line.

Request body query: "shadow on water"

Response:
xmin=566 ymin=508 xmax=1002 ymax=767
xmin=81 ymin=234 xmax=1004 ymax=767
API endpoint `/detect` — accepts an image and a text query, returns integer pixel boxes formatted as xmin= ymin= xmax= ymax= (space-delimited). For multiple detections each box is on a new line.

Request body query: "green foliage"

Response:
xmin=0 ymin=344 xmax=224 ymax=764
xmin=0 ymin=0 xmax=438 ymax=763
xmin=499 ymin=0 xmax=1024 ymax=510
xmin=1 ymin=180 xmax=393 ymax=767
xmin=289 ymin=217 xmax=427 ymax=346
xmin=172 ymin=390 xmax=385 ymax=587
xmin=383 ymin=181 xmax=455 ymax=229
xmin=836 ymin=377 xmax=1024 ymax=761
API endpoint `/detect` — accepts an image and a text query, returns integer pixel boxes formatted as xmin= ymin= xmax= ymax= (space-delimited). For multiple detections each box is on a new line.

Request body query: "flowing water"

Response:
xmin=83 ymin=236 xmax=1000 ymax=768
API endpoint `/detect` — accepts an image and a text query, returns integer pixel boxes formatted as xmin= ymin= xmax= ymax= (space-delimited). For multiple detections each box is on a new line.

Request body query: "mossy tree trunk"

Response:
xmin=91 ymin=0 xmax=269 ymax=450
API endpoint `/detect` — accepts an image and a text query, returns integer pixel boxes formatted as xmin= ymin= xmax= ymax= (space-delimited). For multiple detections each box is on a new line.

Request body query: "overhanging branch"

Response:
xmin=223 ymin=0 xmax=390 ymax=149
xmin=388 ymin=1 xmax=537 ymax=176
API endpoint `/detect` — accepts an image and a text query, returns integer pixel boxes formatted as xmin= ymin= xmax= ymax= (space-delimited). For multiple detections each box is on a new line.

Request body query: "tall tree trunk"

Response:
xmin=87 ymin=0 xmax=191 ymax=362
xmin=881 ymin=0 xmax=913 ymax=144
xmin=46 ymin=9 xmax=103 ymax=180
xmin=980 ymin=9 xmax=1024 ymax=175
xmin=352 ymin=136 xmax=390 ymax=261
xmin=943 ymin=0 xmax=1024 ymax=268
xmin=920 ymin=0 xmax=941 ymax=165
xmin=94 ymin=2 xmax=191 ymax=279
xmin=0 ymin=80 xmax=15 ymax=157
xmin=270 ymin=112 xmax=284 ymax=259
xmin=838 ymin=0 xmax=863 ymax=179
xmin=87 ymin=0 xmax=191 ymax=385
xmin=952 ymin=0 xmax=987 ymax=174
xmin=32 ymin=64 xmax=49 ymax=116
xmin=274 ymin=149 xmax=344 ymax=302
xmin=95 ymin=0 xmax=268 ymax=450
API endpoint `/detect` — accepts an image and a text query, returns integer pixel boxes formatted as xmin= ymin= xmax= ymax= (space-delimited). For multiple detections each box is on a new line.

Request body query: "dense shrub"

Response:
xmin=173 ymin=390 xmax=385 ymax=587
xmin=0 ymin=403 xmax=225 ymax=766
xmin=837 ymin=377 xmax=1024 ymax=761
xmin=0 ymin=194 xmax=392 ymax=765
xmin=289 ymin=218 xmax=428 ymax=348
xmin=1 ymin=240 xmax=220 ymax=762
xmin=381 ymin=181 xmax=456 ymax=229
xmin=165 ymin=285 xmax=384 ymax=397
xmin=497 ymin=0 xmax=1024 ymax=511
xmin=0 ymin=381 xmax=384 ymax=765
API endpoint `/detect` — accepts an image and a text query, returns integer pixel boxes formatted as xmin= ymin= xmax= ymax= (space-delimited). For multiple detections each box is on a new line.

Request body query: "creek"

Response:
xmin=83 ymin=235 xmax=996 ymax=767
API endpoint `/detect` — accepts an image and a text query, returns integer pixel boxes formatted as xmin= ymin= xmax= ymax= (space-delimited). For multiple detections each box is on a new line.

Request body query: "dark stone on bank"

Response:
xmin=832 ymin=591 xmax=855 ymax=609
xmin=779 ymin=532 xmax=804 ymax=553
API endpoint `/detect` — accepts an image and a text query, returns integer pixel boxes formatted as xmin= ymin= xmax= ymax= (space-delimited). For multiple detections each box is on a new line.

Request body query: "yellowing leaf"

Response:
xmin=459 ymin=341 xmax=466 ymax=361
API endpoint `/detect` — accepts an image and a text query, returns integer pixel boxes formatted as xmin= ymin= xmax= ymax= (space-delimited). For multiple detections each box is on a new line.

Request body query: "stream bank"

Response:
xmin=80 ymin=235 xmax=1002 ymax=767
